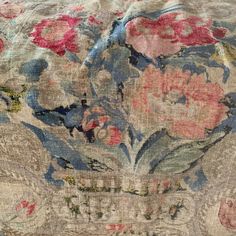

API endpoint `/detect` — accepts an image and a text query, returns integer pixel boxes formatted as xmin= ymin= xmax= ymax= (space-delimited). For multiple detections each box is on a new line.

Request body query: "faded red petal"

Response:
xmin=125 ymin=15 xmax=181 ymax=58
xmin=71 ymin=5 xmax=84 ymax=12
xmin=126 ymin=20 xmax=142 ymax=37
xmin=106 ymin=224 xmax=126 ymax=232
xmin=98 ymin=115 xmax=110 ymax=125
xmin=26 ymin=203 xmax=36 ymax=216
xmin=175 ymin=19 xmax=218 ymax=46
xmin=140 ymin=13 xmax=178 ymax=39
xmin=114 ymin=11 xmax=124 ymax=18
xmin=218 ymin=199 xmax=236 ymax=230
xmin=162 ymin=179 xmax=172 ymax=191
xmin=105 ymin=126 xmax=122 ymax=146
xmin=200 ymin=102 xmax=228 ymax=130
xmin=185 ymin=76 xmax=225 ymax=103
xmin=16 ymin=200 xmax=29 ymax=211
xmin=88 ymin=15 xmax=102 ymax=25
xmin=171 ymin=120 xmax=206 ymax=139
xmin=83 ymin=119 xmax=99 ymax=131
xmin=157 ymin=68 xmax=190 ymax=95
xmin=213 ymin=27 xmax=227 ymax=38
xmin=0 ymin=38 xmax=4 ymax=53
xmin=60 ymin=15 xmax=81 ymax=27
xmin=0 ymin=2 xmax=23 ymax=19
xmin=21 ymin=200 xmax=29 ymax=208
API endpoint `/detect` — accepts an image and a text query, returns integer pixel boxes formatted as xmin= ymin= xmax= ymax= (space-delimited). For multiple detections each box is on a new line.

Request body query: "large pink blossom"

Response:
xmin=125 ymin=13 xmax=227 ymax=58
xmin=31 ymin=15 xmax=81 ymax=56
xmin=130 ymin=65 xmax=228 ymax=139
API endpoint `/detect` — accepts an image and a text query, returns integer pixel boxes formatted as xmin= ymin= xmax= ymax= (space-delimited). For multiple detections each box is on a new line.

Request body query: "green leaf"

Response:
xmin=149 ymin=131 xmax=226 ymax=174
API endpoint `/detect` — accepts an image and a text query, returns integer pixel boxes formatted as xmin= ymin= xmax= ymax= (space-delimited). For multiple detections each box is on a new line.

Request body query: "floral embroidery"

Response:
xmin=15 ymin=200 xmax=36 ymax=217
xmin=82 ymin=106 xmax=122 ymax=146
xmin=30 ymin=15 xmax=81 ymax=56
xmin=129 ymin=65 xmax=228 ymax=139
xmin=125 ymin=13 xmax=227 ymax=58
xmin=0 ymin=2 xmax=236 ymax=235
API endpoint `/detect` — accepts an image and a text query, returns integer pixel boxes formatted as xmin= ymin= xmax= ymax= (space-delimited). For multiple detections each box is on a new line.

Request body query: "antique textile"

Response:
xmin=0 ymin=0 xmax=236 ymax=235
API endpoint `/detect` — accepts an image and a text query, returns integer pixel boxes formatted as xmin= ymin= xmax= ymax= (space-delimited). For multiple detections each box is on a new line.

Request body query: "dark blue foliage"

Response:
xmin=20 ymin=59 xmax=48 ymax=82
xmin=22 ymin=122 xmax=90 ymax=171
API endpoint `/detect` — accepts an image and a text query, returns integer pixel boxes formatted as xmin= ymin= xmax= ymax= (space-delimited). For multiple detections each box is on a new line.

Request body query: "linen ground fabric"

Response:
xmin=0 ymin=0 xmax=236 ymax=235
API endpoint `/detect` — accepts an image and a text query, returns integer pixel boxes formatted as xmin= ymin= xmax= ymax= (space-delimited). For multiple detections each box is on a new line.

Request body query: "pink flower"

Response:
xmin=0 ymin=2 xmax=24 ymax=19
xmin=129 ymin=65 xmax=228 ymax=139
xmin=82 ymin=106 xmax=122 ymax=146
xmin=125 ymin=13 xmax=227 ymax=58
xmin=31 ymin=15 xmax=81 ymax=56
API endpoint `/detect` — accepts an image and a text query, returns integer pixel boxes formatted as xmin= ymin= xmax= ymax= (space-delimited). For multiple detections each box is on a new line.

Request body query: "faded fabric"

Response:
xmin=0 ymin=0 xmax=236 ymax=235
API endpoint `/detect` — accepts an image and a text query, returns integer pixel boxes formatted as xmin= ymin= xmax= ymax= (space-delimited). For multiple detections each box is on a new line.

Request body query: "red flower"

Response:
xmin=0 ymin=2 xmax=23 ymax=19
xmin=82 ymin=106 xmax=122 ymax=146
xmin=15 ymin=200 xmax=36 ymax=217
xmin=125 ymin=13 xmax=227 ymax=58
xmin=129 ymin=65 xmax=228 ymax=139
xmin=31 ymin=15 xmax=81 ymax=56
